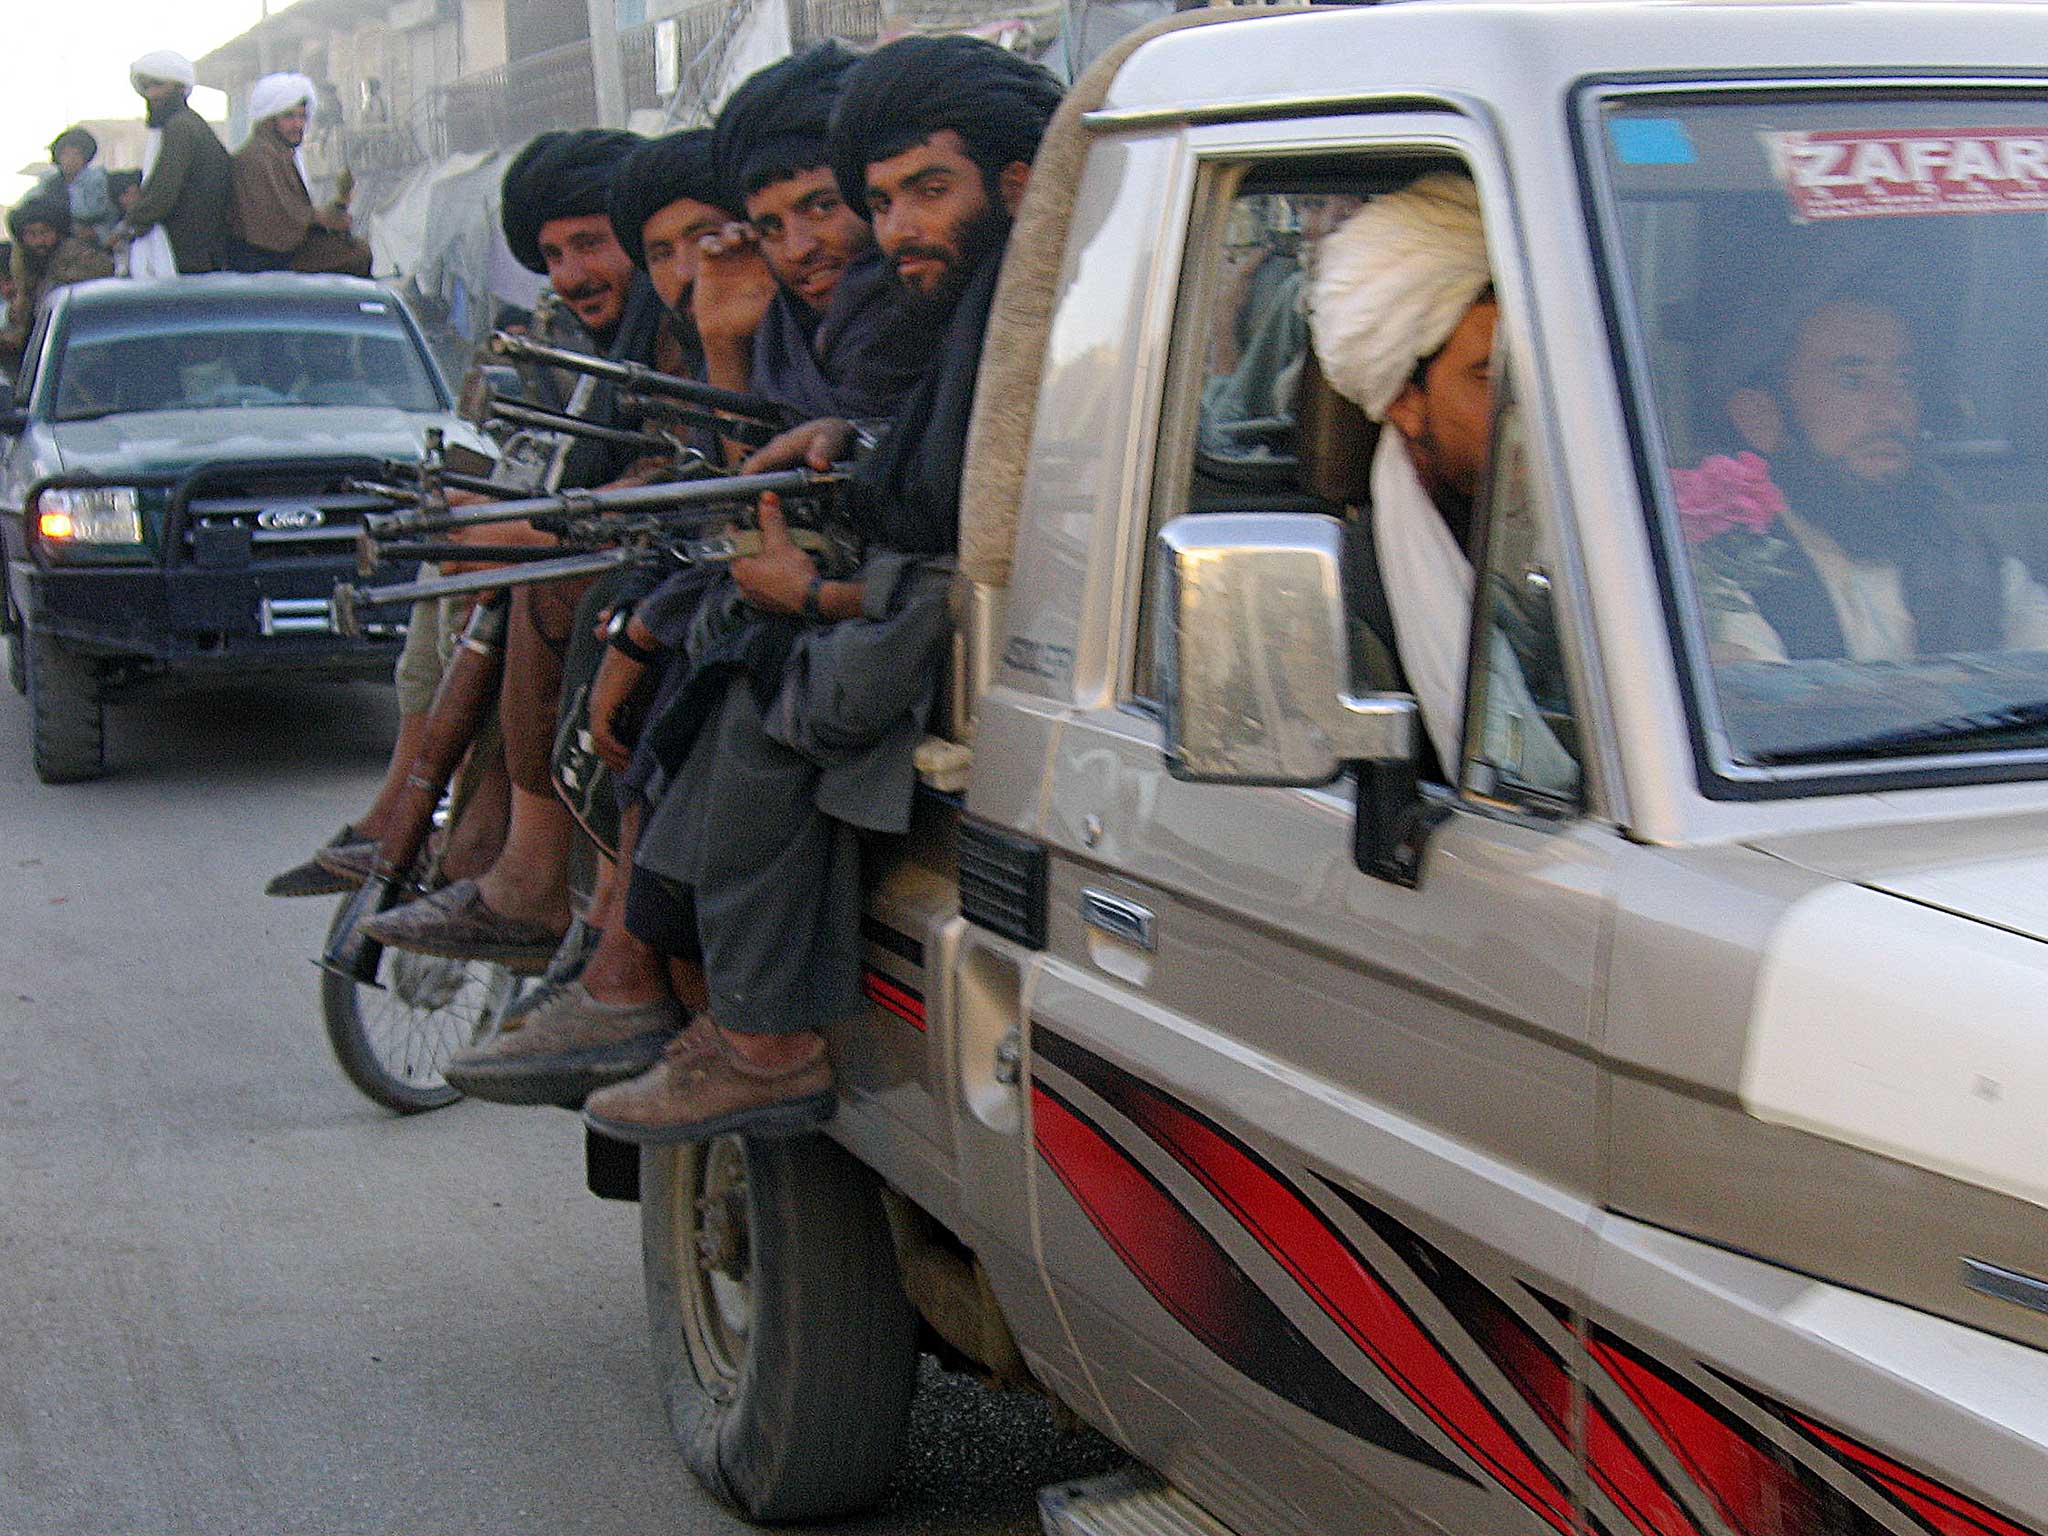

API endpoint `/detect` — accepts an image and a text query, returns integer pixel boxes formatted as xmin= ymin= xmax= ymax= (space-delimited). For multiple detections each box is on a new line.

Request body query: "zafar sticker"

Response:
xmin=1764 ymin=126 xmax=2048 ymax=222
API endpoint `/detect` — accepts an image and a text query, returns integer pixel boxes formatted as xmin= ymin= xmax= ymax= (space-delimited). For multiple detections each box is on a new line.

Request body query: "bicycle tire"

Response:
xmin=319 ymin=891 xmax=521 ymax=1114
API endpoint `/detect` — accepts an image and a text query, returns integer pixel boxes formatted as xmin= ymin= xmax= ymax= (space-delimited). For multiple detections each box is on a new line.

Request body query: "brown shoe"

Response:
xmin=312 ymin=837 xmax=378 ymax=888
xmin=358 ymin=879 xmax=566 ymax=973
xmin=582 ymin=1026 xmax=834 ymax=1145
xmin=265 ymin=824 xmax=368 ymax=897
xmin=443 ymin=983 xmax=686 ymax=1107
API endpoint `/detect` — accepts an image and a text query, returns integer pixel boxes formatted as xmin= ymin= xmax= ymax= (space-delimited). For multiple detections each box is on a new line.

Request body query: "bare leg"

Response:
xmin=441 ymin=740 xmax=510 ymax=884
xmin=578 ymin=807 xmax=673 ymax=1006
xmin=351 ymin=710 xmax=430 ymax=841
xmin=467 ymin=582 xmax=581 ymax=931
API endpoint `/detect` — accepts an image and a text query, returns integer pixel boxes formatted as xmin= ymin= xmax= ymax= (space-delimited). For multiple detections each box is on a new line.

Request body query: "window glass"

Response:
xmin=1137 ymin=157 xmax=1446 ymax=701
xmin=1595 ymin=96 xmax=2048 ymax=773
xmin=1461 ymin=387 xmax=1582 ymax=805
xmin=49 ymin=297 xmax=441 ymax=421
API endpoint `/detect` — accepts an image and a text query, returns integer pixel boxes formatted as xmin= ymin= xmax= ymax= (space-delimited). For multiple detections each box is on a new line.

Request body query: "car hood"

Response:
xmin=1750 ymin=810 xmax=2048 ymax=941
xmin=45 ymin=407 xmax=488 ymax=478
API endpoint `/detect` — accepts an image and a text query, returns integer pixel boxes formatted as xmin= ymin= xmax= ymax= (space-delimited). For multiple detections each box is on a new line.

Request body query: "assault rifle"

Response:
xmin=328 ymin=465 xmax=855 ymax=638
xmin=486 ymin=331 xmax=795 ymax=448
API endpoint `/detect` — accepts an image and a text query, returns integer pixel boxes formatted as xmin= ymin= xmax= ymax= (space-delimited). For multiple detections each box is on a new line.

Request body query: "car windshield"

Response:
xmin=1592 ymin=94 xmax=2048 ymax=777
xmin=49 ymin=295 xmax=442 ymax=421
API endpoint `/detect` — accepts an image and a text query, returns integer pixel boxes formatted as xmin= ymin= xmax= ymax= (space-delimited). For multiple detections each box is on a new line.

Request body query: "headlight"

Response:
xmin=36 ymin=486 xmax=143 ymax=545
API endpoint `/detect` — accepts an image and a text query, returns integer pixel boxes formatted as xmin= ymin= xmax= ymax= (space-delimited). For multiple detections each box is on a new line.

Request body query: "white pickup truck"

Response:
xmin=624 ymin=6 xmax=2048 ymax=1535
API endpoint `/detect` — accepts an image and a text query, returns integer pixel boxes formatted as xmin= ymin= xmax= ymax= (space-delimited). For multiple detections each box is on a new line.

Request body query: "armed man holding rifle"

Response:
xmin=438 ymin=44 xmax=975 ymax=1106
xmin=562 ymin=37 xmax=1063 ymax=1143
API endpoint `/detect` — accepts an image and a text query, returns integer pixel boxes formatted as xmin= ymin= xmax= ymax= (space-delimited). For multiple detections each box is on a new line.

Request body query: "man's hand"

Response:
xmin=693 ymin=224 xmax=777 ymax=351
xmin=315 ymin=202 xmax=352 ymax=234
xmin=730 ymin=494 xmax=818 ymax=615
xmin=742 ymin=417 xmax=854 ymax=475
xmin=588 ymin=616 xmax=658 ymax=773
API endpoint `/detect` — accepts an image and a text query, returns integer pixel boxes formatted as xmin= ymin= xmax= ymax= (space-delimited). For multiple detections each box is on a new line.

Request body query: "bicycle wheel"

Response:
xmin=319 ymin=892 xmax=522 ymax=1114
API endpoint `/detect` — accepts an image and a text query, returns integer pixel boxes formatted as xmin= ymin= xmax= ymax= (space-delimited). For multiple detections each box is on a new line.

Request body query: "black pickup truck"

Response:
xmin=0 ymin=274 xmax=485 ymax=782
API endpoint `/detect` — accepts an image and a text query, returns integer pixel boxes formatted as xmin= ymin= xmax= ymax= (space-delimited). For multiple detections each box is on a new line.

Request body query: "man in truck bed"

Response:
xmin=578 ymin=35 xmax=1063 ymax=1145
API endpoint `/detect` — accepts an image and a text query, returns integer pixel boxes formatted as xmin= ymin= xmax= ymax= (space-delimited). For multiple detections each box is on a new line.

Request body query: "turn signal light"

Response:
xmin=38 ymin=510 xmax=75 ymax=540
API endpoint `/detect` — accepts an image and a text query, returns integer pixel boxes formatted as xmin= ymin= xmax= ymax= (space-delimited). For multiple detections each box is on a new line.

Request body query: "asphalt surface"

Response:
xmin=0 ymin=673 xmax=1121 ymax=1535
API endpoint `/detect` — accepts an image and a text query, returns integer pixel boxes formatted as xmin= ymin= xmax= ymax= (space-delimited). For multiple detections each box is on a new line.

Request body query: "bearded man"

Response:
xmin=570 ymin=36 xmax=1062 ymax=1145
xmin=1708 ymin=289 xmax=2048 ymax=662
xmin=126 ymin=51 xmax=233 ymax=276
xmin=228 ymin=72 xmax=371 ymax=276
xmin=2 ymin=191 xmax=112 ymax=362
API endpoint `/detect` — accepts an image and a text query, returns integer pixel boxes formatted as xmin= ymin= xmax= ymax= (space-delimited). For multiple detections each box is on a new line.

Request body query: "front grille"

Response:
xmin=180 ymin=466 xmax=388 ymax=562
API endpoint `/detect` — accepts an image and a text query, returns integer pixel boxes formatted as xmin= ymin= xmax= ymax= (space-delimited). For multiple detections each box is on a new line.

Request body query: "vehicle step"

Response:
xmin=1039 ymin=1468 xmax=1242 ymax=1536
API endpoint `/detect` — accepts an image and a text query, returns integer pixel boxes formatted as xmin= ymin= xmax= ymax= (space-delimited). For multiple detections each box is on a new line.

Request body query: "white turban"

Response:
xmin=1310 ymin=172 xmax=1492 ymax=422
xmin=248 ymin=72 xmax=316 ymax=127
xmin=130 ymin=50 xmax=196 ymax=91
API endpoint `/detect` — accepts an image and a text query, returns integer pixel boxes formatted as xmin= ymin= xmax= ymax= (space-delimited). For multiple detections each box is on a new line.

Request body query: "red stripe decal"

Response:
xmin=861 ymin=970 xmax=925 ymax=1030
xmin=1479 ymin=1311 xmax=1701 ymax=1536
xmin=1115 ymin=1088 xmax=1574 ymax=1533
xmin=1587 ymin=1337 xmax=1822 ymax=1536
xmin=1790 ymin=1416 xmax=2035 ymax=1536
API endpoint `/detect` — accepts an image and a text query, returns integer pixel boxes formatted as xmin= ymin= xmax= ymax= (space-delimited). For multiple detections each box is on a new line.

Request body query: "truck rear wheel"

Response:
xmin=642 ymin=1133 xmax=920 ymax=1521
xmin=25 ymin=622 xmax=105 ymax=784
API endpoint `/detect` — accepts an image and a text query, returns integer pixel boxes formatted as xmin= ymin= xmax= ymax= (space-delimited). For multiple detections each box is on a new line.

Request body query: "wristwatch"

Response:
xmin=801 ymin=573 xmax=826 ymax=622
xmin=605 ymin=607 xmax=660 ymax=665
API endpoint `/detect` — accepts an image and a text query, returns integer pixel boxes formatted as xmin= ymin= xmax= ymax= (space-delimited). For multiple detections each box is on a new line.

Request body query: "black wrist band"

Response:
xmin=606 ymin=608 xmax=659 ymax=665
xmin=801 ymin=573 xmax=826 ymax=622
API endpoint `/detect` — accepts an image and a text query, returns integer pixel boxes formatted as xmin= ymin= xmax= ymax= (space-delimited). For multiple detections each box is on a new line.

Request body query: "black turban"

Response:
xmin=607 ymin=128 xmax=732 ymax=269
xmin=830 ymin=36 xmax=1063 ymax=215
xmin=49 ymin=126 xmax=97 ymax=164
xmin=711 ymin=43 xmax=858 ymax=213
xmin=500 ymin=128 xmax=642 ymax=273
xmin=9 ymin=190 xmax=71 ymax=243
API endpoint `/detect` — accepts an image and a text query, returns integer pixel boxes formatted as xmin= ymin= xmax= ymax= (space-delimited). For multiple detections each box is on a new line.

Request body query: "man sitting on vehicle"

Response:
xmin=267 ymin=132 xmax=654 ymax=912
xmin=126 ymin=50 xmax=234 ymax=276
xmin=39 ymin=127 xmax=118 ymax=250
xmin=439 ymin=52 xmax=957 ymax=1107
xmin=1703 ymin=283 xmax=2048 ymax=662
xmin=2 ymin=190 xmax=114 ymax=364
xmin=570 ymin=35 xmax=1062 ymax=1144
xmin=228 ymin=72 xmax=372 ymax=277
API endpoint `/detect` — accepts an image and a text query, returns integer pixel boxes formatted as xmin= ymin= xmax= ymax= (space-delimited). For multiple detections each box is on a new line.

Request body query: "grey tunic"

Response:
xmin=633 ymin=552 xmax=953 ymax=1035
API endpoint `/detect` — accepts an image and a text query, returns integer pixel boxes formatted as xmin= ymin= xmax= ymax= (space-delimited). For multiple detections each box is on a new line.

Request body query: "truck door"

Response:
xmin=1013 ymin=126 xmax=1622 ymax=1536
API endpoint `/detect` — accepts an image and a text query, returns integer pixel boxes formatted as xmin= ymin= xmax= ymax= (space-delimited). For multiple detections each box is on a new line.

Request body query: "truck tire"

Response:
xmin=642 ymin=1133 xmax=920 ymax=1522
xmin=25 ymin=622 xmax=105 ymax=783
xmin=7 ymin=630 xmax=23 ymax=697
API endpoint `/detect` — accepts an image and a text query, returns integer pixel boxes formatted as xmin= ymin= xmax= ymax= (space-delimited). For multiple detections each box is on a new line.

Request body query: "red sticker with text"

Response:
xmin=1765 ymin=127 xmax=2048 ymax=221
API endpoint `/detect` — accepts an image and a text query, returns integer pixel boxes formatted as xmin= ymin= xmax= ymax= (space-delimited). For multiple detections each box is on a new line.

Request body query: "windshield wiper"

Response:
xmin=1752 ymin=698 xmax=2048 ymax=764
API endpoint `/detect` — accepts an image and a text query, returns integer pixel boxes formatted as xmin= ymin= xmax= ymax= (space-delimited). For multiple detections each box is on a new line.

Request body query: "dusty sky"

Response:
xmin=0 ymin=0 xmax=278 ymax=210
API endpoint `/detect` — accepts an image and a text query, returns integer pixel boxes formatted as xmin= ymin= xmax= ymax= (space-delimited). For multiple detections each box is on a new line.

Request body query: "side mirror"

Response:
xmin=1154 ymin=512 xmax=1415 ymax=786
xmin=0 ymin=406 xmax=29 ymax=436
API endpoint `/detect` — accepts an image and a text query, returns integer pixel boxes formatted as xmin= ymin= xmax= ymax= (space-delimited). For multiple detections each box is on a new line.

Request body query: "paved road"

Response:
xmin=0 ymin=675 xmax=1119 ymax=1536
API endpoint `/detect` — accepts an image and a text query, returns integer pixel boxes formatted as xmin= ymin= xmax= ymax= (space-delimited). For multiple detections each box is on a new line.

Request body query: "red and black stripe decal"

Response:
xmin=1320 ymin=1188 xmax=1703 ymax=1536
xmin=861 ymin=968 xmax=926 ymax=1030
xmin=1586 ymin=1330 xmax=1884 ymax=1536
xmin=1031 ymin=1028 xmax=2044 ymax=1536
xmin=1030 ymin=1081 xmax=1468 ymax=1481
xmin=1038 ymin=1031 xmax=1576 ymax=1511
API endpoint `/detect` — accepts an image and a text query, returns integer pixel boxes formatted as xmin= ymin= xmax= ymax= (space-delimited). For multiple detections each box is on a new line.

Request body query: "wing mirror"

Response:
xmin=1154 ymin=513 xmax=1415 ymax=785
xmin=0 ymin=405 xmax=30 ymax=436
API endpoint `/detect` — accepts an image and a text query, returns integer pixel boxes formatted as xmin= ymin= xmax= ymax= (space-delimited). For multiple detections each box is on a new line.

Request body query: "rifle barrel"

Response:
xmin=337 ymin=546 xmax=642 ymax=613
xmin=361 ymin=465 xmax=841 ymax=540
xmin=489 ymin=330 xmax=789 ymax=427
xmin=486 ymin=398 xmax=678 ymax=454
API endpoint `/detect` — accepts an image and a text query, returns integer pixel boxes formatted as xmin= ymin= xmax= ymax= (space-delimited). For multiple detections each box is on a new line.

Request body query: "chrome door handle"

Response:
xmin=1081 ymin=889 xmax=1155 ymax=951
